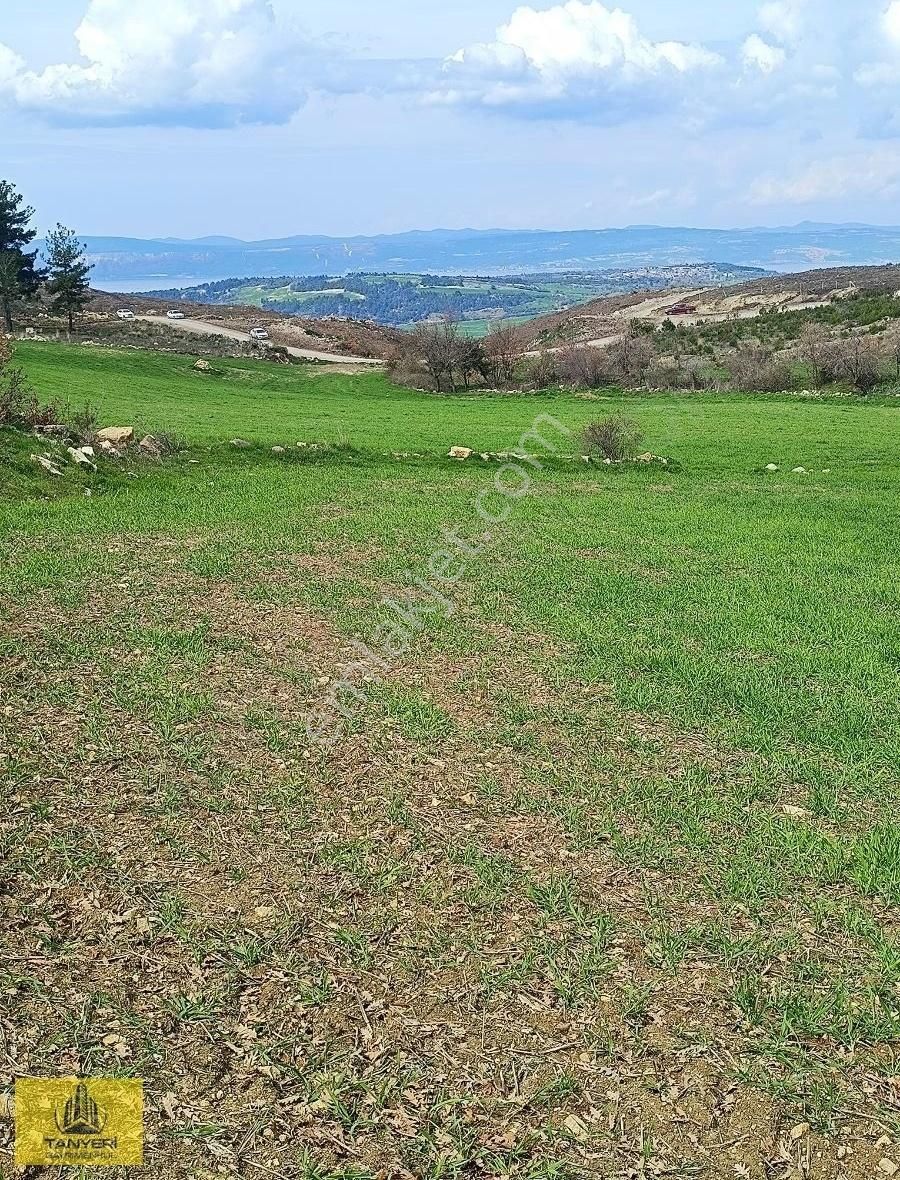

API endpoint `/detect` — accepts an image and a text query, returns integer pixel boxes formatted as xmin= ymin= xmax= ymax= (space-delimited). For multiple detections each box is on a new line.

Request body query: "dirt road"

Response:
xmin=139 ymin=315 xmax=383 ymax=365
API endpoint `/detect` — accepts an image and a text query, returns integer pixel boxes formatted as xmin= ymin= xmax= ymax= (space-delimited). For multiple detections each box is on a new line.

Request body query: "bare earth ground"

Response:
xmin=1 ymin=532 xmax=898 ymax=1179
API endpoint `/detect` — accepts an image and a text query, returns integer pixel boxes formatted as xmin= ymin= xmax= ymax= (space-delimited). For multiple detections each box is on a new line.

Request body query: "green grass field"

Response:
xmin=2 ymin=341 xmax=899 ymax=1178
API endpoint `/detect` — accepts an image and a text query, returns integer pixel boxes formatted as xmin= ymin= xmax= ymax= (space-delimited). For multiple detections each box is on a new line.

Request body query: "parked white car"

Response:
xmin=116 ymin=309 xmax=135 ymax=320
xmin=249 ymin=327 xmax=269 ymax=340
xmin=166 ymin=309 xmax=186 ymax=320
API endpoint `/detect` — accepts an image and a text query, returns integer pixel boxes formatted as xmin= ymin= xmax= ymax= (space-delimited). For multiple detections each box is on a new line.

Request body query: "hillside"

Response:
xmin=85 ymin=289 xmax=402 ymax=359
xmin=516 ymin=263 xmax=900 ymax=350
xmin=139 ymin=264 xmax=769 ymax=330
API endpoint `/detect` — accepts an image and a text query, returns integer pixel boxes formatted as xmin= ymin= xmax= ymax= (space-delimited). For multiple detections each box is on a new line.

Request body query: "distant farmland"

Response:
xmin=143 ymin=264 xmax=770 ymax=332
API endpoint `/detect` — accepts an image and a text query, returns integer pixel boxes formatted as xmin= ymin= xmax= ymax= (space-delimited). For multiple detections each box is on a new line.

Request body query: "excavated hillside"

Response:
xmin=515 ymin=263 xmax=900 ymax=352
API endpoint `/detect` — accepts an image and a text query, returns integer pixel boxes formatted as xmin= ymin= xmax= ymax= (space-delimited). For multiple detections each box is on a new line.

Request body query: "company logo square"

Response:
xmin=14 ymin=1078 xmax=143 ymax=1167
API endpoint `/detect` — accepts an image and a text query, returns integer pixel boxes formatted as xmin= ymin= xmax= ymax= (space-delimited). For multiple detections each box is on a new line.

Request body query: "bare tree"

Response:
xmin=836 ymin=334 xmax=882 ymax=392
xmin=484 ymin=322 xmax=518 ymax=386
xmin=456 ymin=337 xmax=488 ymax=390
xmin=798 ymin=323 xmax=836 ymax=386
xmin=602 ymin=332 xmax=656 ymax=388
xmin=646 ymin=355 xmax=710 ymax=391
xmin=525 ymin=350 xmax=559 ymax=390
xmin=726 ymin=342 xmax=792 ymax=392
xmin=889 ymin=333 xmax=900 ymax=379
xmin=557 ymin=344 xmax=610 ymax=389
xmin=407 ymin=318 xmax=461 ymax=392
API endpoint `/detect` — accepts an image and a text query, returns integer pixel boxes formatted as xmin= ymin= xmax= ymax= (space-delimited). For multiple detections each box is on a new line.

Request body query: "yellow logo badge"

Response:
xmin=14 ymin=1078 xmax=143 ymax=1166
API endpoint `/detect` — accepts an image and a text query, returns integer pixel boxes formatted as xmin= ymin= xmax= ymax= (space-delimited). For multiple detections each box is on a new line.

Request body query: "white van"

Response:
xmin=249 ymin=327 xmax=269 ymax=341
xmin=116 ymin=309 xmax=135 ymax=320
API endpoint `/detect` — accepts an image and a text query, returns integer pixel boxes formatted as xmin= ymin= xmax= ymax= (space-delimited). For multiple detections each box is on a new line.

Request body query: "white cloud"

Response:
xmin=0 ymin=0 xmax=319 ymax=127
xmin=750 ymin=148 xmax=900 ymax=203
xmin=852 ymin=3 xmax=900 ymax=95
xmin=884 ymin=1 xmax=900 ymax=42
xmin=741 ymin=34 xmax=787 ymax=74
xmin=758 ymin=1 xmax=806 ymax=44
xmin=0 ymin=42 xmax=24 ymax=89
xmin=435 ymin=2 xmax=722 ymax=115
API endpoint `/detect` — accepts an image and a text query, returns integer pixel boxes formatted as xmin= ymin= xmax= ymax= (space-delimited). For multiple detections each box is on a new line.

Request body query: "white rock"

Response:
xmin=231 ymin=438 xmax=252 ymax=448
xmin=271 ymin=446 xmax=285 ymax=454
xmin=31 ymin=454 xmax=62 ymax=476
xmin=448 ymin=446 xmax=473 ymax=460
xmin=67 ymin=446 xmax=97 ymax=470
xmin=765 ymin=464 xmax=779 ymax=472
xmin=782 ymin=804 xmax=811 ymax=818
xmin=792 ymin=466 xmax=807 ymax=474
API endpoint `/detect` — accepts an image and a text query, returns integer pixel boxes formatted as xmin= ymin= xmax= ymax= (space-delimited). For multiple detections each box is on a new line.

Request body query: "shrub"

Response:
xmin=834 ymin=335 xmax=883 ymax=392
xmin=557 ymin=345 xmax=611 ymax=389
xmin=66 ymin=402 xmax=98 ymax=441
xmin=0 ymin=334 xmax=59 ymax=428
xmin=726 ymin=343 xmax=793 ymax=392
xmin=149 ymin=431 xmax=187 ymax=456
xmin=581 ymin=416 xmax=644 ymax=461
xmin=525 ymin=350 xmax=559 ymax=390
xmin=646 ymin=355 xmax=714 ymax=390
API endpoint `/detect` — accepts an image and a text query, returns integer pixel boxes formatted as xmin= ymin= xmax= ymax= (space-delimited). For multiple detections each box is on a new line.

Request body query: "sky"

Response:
xmin=3 ymin=0 xmax=900 ymax=239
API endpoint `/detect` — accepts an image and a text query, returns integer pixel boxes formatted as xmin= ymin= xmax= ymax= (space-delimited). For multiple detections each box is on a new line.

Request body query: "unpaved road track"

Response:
xmin=139 ymin=315 xmax=383 ymax=365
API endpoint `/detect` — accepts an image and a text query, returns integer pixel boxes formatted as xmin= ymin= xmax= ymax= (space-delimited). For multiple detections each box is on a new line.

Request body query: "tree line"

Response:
xmin=0 ymin=179 xmax=92 ymax=333
xmin=388 ymin=313 xmax=900 ymax=397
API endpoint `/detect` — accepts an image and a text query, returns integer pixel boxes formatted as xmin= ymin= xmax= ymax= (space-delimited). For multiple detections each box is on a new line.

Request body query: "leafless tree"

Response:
xmin=407 ymin=318 xmax=462 ymax=392
xmin=456 ymin=337 xmax=489 ymax=390
xmin=557 ymin=345 xmax=610 ymax=388
xmin=798 ymin=323 xmax=839 ymax=386
xmin=601 ymin=332 xmax=657 ymax=388
xmin=646 ymin=355 xmax=711 ymax=391
xmin=726 ymin=342 xmax=792 ymax=392
xmin=483 ymin=322 xmax=518 ymax=386
xmin=836 ymin=334 xmax=882 ymax=391
xmin=526 ymin=350 xmax=559 ymax=390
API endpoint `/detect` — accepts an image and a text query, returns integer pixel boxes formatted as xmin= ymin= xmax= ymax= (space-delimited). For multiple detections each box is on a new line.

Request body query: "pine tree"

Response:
xmin=0 ymin=180 xmax=42 ymax=332
xmin=45 ymin=224 xmax=93 ymax=332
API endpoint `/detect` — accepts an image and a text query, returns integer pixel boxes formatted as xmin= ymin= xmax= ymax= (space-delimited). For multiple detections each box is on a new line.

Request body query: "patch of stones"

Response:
xmin=30 ymin=425 xmax=163 ymax=477
xmin=449 ymin=445 xmax=671 ymax=465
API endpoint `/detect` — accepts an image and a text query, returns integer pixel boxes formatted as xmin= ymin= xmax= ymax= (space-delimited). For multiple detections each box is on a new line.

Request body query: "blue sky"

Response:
xmin=3 ymin=0 xmax=900 ymax=238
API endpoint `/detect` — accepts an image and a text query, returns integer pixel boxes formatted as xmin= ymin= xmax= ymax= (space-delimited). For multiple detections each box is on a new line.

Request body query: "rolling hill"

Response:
xmin=70 ymin=223 xmax=900 ymax=288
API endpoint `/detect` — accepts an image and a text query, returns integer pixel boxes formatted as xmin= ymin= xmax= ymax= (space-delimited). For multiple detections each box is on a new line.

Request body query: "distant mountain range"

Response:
xmin=72 ymin=223 xmax=900 ymax=290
